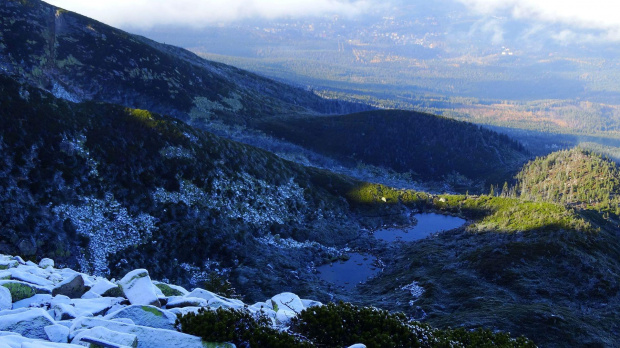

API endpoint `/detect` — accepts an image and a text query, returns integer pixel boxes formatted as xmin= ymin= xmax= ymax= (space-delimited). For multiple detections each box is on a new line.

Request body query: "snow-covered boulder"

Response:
xmin=0 ymin=280 xmax=51 ymax=302
xmin=0 ymin=333 xmax=80 ymax=347
xmin=275 ymin=309 xmax=296 ymax=326
xmin=71 ymin=317 xmax=234 ymax=348
xmin=162 ymin=296 xmax=207 ymax=309
xmin=118 ymin=270 xmax=160 ymax=308
xmin=104 ymin=305 xmax=177 ymax=330
xmin=0 ymin=308 xmax=55 ymax=339
xmin=13 ymin=294 xmax=52 ymax=309
xmin=12 ymin=257 xmax=25 ymax=265
xmin=39 ymin=258 xmax=55 ymax=269
xmin=71 ymin=297 xmax=123 ymax=317
xmin=185 ymin=289 xmax=243 ymax=310
xmin=166 ymin=307 xmax=201 ymax=317
xmin=0 ymin=287 xmax=11 ymax=311
xmin=8 ymin=268 xmax=54 ymax=288
xmin=270 ymin=292 xmax=304 ymax=313
xmin=52 ymin=274 xmax=88 ymax=298
xmin=71 ymin=326 xmax=138 ymax=347
xmin=0 ymin=260 xmax=18 ymax=270
xmin=301 ymin=299 xmax=323 ymax=308
xmin=153 ymin=282 xmax=189 ymax=296
xmin=52 ymin=303 xmax=78 ymax=321
xmin=45 ymin=324 xmax=70 ymax=343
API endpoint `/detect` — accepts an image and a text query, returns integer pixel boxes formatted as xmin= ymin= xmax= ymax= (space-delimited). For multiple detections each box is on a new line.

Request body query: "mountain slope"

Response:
xmin=0 ymin=73 xmax=370 ymax=299
xmin=256 ymin=110 xmax=530 ymax=191
xmin=516 ymin=148 xmax=620 ymax=214
xmin=0 ymin=0 xmax=367 ymax=126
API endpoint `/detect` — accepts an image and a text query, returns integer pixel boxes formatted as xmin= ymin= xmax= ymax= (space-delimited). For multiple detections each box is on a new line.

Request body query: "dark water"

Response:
xmin=317 ymin=253 xmax=380 ymax=290
xmin=373 ymin=213 xmax=466 ymax=242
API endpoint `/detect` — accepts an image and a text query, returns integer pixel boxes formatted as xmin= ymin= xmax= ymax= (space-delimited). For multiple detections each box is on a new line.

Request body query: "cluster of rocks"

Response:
xmin=0 ymin=254 xmax=353 ymax=348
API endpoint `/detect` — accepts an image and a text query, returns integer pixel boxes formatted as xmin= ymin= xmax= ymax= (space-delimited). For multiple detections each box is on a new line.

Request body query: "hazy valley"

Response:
xmin=0 ymin=0 xmax=620 ymax=347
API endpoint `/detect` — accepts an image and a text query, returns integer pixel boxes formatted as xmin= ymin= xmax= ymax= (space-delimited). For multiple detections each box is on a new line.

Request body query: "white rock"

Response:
xmin=22 ymin=264 xmax=52 ymax=277
xmin=165 ymin=297 xmax=208 ymax=309
xmin=270 ymin=292 xmax=304 ymax=313
xmin=8 ymin=269 xmax=53 ymax=287
xmin=185 ymin=288 xmax=217 ymax=300
xmin=21 ymin=342 xmax=81 ymax=348
xmin=110 ymin=318 xmax=134 ymax=325
xmin=12 ymin=257 xmax=25 ymax=265
xmin=45 ymin=324 xmax=70 ymax=343
xmin=206 ymin=296 xmax=243 ymax=310
xmin=71 ymin=326 xmax=137 ymax=347
xmin=0 ymin=260 xmax=18 ymax=270
xmin=249 ymin=301 xmax=269 ymax=310
xmin=0 ymin=307 xmax=55 ymax=339
xmin=275 ymin=309 xmax=297 ymax=326
xmin=152 ymin=281 xmax=189 ymax=296
xmin=79 ymin=291 xmax=101 ymax=300
xmin=0 ymin=280 xmax=52 ymax=301
xmin=48 ymin=273 xmax=64 ymax=284
xmin=166 ymin=307 xmax=201 ymax=316
xmin=186 ymin=289 xmax=243 ymax=310
xmin=50 ymin=295 xmax=72 ymax=306
xmin=13 ymin=294 xmax=52 ymax=309
xmin=55 ymin=320 xmax=74 ymax=329
xmin=301 ymin=299 xmax=323 ymax=308
xmin=25 ymin=261 xmax=37 ymax=267
xmin=71 ymin=297 xmax=123 ymax=317
xmin=118 ymin=270 xmax=160 ymax=307
xmin=87 ymin=278 xmax=118 ymax=297
xmin=39 ymin=259 xmax=55 ymax=269
xmin=0 ymin=287 xmax=11 ymax=311
xmin=71 ymin=317 xmax=234 ymax=348
xmin=0 ymin=272 xmax=11 ymax=281
xmin=52 ymin=303 xmax=77 ymax=321
xmin=347 ymin=344 xmax=367 ymax=348
xmin=104 ymin=305 xmax=177 ymax=330
xmin=0 ymin=308 xmax=30 ymax=316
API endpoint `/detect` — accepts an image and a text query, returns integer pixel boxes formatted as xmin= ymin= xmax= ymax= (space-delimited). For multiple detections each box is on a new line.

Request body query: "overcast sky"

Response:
xmin=44 ymin=0 xmax=620 ymax=42
xmin=458 ymin=0 xmax=620 ymax=42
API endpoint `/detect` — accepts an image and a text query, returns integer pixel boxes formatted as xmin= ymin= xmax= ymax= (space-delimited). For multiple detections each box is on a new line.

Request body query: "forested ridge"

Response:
xmin=516 ymin=148 xmax=620 ymax=214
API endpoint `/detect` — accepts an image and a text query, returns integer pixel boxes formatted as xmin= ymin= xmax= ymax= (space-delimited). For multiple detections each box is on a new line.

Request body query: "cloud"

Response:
xmin=43 ymin=0 xmax=379 ymax=29
xmin=457 ymin=0 xmax=620 ymax=42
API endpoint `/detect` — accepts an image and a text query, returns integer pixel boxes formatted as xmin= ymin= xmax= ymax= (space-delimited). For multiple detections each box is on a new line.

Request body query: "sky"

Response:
xmin=44 ymin=0 xmax=620 ymax=43
xmin=458 ymin=0 xmax=620 ymax=43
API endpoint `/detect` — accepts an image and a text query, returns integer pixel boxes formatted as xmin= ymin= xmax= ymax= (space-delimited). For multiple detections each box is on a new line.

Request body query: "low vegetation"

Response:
xmin=177 ymin=303 xmax=535 ymax=348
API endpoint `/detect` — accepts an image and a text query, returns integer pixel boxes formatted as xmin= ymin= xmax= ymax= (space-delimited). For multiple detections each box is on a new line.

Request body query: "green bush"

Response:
xmin=290 ymin=302 xmax=431 ymax=348
xmin=290 ymin=302 xmax=536 ymax=348
xmin=175 ymin=307 xmax=312 ymax=348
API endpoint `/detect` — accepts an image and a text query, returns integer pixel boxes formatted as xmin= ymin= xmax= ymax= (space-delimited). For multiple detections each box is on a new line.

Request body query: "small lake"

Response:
xmin=373 ymin=213 xmax=466 ymax=242
xmin=317 ymin=253 xmax=380 ymax=290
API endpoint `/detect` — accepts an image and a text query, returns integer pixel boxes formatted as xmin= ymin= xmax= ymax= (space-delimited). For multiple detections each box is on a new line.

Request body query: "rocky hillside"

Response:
xmin=257 ymin=110 xmax=530 ymax=192
xmin=516 ymin=148 xmax=620 ymax=214
xmin=0 ymin=0 xmax=367 ymax=127
xmin=0 ymin=73 xmax=374 ymax=300
xmin=0 ymin=253 xmax=535 ymax=347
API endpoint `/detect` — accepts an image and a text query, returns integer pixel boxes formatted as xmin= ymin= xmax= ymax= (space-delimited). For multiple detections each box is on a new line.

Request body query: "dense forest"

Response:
xmin=257 ymin=110 xmax=530 ymax=192
xmin=516 ymin=148 xmax=620 ymax=214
